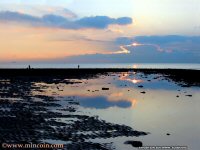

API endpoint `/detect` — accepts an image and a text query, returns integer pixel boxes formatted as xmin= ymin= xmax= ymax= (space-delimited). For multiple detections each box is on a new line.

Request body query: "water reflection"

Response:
xmin=33 ymin=71 xmax=200 ymax=150
xmin=131 ymin=99 xmax=137 ymax=108
xmin=120 ymin=72 xmax=143 ymax=84
xmin=34 ymin=74 xmax=143 ymax=109
xmin=78 ymin=96 xmax=131 ymax=109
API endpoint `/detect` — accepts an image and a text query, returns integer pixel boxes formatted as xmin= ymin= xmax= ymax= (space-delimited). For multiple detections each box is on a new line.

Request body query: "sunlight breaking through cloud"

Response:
xmin=113 ymin=42 xmax=164 ymax=54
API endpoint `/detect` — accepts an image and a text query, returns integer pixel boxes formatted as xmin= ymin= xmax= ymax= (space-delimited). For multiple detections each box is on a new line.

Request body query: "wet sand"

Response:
xmin=0 ymin=69 xmax=199 ymax=150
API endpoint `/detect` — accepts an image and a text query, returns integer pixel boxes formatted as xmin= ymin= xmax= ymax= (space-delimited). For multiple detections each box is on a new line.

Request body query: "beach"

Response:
xmin=1 ymin=0 xmax=200 ymax=149
xmin=0 ymin=69 xmax=199 ymax=149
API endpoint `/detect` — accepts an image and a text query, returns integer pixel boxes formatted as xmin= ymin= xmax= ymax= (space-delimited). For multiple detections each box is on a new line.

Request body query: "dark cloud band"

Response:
xmin=0 ymin=11 xmax=133 ymax=29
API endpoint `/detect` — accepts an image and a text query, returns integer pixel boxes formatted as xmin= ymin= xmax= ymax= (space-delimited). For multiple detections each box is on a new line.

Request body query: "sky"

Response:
xmin=0 ymin=0 xmax=200 ymax=63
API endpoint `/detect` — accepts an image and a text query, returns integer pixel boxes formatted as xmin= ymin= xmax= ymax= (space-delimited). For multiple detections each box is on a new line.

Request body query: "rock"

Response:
xmin=138 ymin=85 xmax=143 ymax=88
xmin=124 ymin=141 xmax=143 ymax=147
xmin=176 ymin=95 xmax=179 ymax=98
xmin=140 ymin=91 xmax=146 ymax=94
xmin=166 ymin=133 xmax=170 ymax=136
xmin=185 ymin=95 xmax=192 ymax=97
xmin=102 ymin=87 xmax=109 ymax=90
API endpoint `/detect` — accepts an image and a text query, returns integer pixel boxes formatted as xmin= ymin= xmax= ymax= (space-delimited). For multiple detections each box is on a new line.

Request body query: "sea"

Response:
xmin=0 ymin=62 xmax=200 ymax=70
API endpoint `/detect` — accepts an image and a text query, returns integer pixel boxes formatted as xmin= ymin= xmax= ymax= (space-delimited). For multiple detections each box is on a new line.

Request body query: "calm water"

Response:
xmin=34 ymin=71 xmax=200 ymax=150
xmin=0 ymin=62 xmax=200 ymax=70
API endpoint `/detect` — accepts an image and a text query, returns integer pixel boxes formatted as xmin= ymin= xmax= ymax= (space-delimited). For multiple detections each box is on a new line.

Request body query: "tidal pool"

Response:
xmin=33 ymin=71 xmax=200 ymax=150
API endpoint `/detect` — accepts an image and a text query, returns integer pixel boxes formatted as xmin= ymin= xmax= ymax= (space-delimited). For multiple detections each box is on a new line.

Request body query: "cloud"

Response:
xmin=116 ymin=17 xmax=132 ymax=25
xmin=133 ymin=35 xmax=200 ymax=44
xmin=0 ymin=5 xmax=77 ymax=18
xmin=0 ymin=11 xmax=40 ymax=23
xmin=0 ymin=0 xmax=74 ymax=6
xmin=76 ymin=16 xmax=132 ymax=29
xmin=62 ymin=47 xmax=200 ymax=63
xmin=58 ymin=35 xmax=200 ymax=63
xmin=116 ymin=35 xmax=200 ymax=45
xmin=0 ymin=11 xmax=133 ymax=29
xmin=115 ymin=35 xmax=200 ymax=53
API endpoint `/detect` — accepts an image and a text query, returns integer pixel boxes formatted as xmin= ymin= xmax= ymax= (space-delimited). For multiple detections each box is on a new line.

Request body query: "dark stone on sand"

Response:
xmin=102 ymin=87 xmax=109 ymax=90
xmin=138 ymin=85 xmax=143 ymax=88
xmin=176 ymin=95 xmax=179 ymax=98
xmin=185 ymin=95 xmax=192 ymax=97
xmin=140 ymin=91 xmax=146 ymax=94
xmin=124 ymin=140 xmax=143 ymax=147
xmin=166 ymin=133 xmax=170 ymax=136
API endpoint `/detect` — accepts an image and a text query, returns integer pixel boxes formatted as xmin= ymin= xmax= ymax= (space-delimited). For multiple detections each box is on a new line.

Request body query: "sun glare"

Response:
xmin=132 ymin=42 xmax=142 ymax=46
xmin=131 ymin=79 xmax=143 ymax=84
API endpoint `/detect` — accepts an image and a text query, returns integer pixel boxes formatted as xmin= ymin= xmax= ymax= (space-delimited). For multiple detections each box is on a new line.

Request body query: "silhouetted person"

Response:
xmin=78 ymin=65 xmax=80 ymax=69
xmin=28 ymin=65 xmax=31 ymax=69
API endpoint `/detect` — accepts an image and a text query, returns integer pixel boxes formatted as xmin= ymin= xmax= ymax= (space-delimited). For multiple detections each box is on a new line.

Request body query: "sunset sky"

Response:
xmin=0 ymin=0 xmax=200 ymax=63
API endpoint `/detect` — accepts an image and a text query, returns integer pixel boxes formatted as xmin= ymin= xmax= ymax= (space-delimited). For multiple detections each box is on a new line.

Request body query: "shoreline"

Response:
xmin=0 ymin=68 xmax=199 ymax=75
xmin=0 ymin=69 xmax=199 ymax=86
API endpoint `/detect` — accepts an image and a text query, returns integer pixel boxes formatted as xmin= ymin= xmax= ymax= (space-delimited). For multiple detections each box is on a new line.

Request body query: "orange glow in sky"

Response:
xmin=0 ymin=24 xmax=119 ymax=61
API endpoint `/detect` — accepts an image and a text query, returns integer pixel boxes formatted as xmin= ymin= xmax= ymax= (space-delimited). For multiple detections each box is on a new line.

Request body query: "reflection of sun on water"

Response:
xmin=36 ymin=73 xmax=142 ymax=109
xmin=120 ymin=73 xmax=143 ymax=84
xmin=131 ymin=79 xmax=142 ymax=84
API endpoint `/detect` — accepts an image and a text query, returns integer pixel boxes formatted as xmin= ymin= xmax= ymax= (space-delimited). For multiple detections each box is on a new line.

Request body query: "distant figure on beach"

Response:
xmin=28 ymin=65 xmax=31 ymax=69
xmin=78 ymin=65 xmax=80 ymax=69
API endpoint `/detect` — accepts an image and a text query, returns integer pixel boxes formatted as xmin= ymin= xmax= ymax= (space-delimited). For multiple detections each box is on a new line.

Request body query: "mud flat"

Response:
xmin=0 ymin=68 xmax=199 ymax=149
xmin=0 ymin=72 xmax=147 ymax=150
